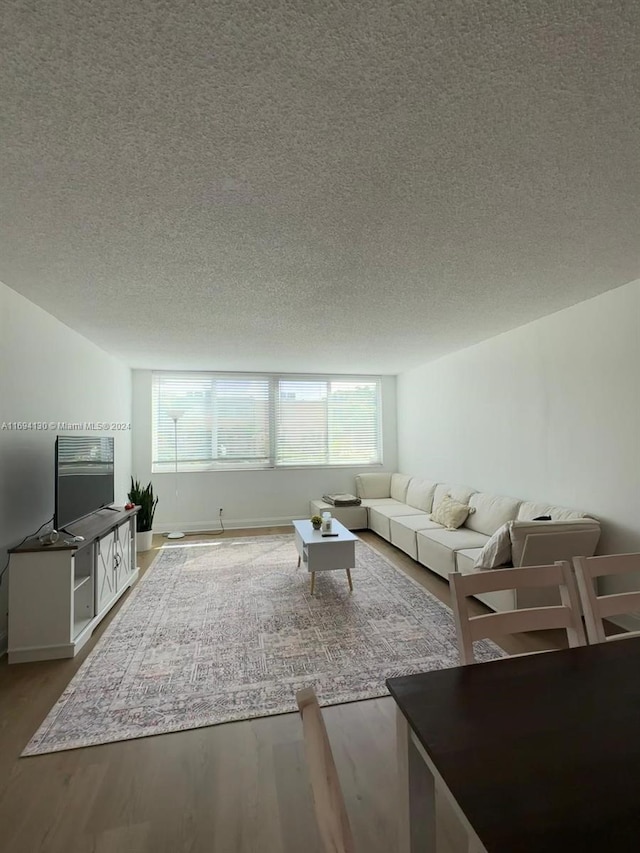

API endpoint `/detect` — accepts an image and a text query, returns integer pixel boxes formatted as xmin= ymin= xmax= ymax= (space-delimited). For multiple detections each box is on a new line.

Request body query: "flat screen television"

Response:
xmin=55 ymin=435 xmax=115 ymax=528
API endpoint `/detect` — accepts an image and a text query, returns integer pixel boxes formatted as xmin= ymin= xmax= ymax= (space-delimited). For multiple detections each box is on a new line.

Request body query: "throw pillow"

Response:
xmin=430 ymin=494 xmax=475 ymax=530
xmin=473 ymin=522 xmax=513 ymax=570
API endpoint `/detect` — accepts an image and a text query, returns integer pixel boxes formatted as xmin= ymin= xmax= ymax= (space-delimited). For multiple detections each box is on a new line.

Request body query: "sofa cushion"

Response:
xmin=390 ymin=515 xmax=442 ymax=560
xmin=417 ymin=528 xmax=490 ymax=577
xmin=355 ymin=472 xmax=392 ymax=499
xmin=405 ymin=478 xmax=437 ymax=512
xmin=371 ymin=504 xmax=428 ymax=520
xmin=369 ymin=503 xmax=427 ymax=542
xmin=433 ymin=483 xmax=476 ymax=510
xmin=360 ymin=498 xmax=398 ymax=508
xmin=390 ymin=473 xmax=412 ymax=502
xmin=466 ymin=493 xmax=521 ymax=536
xmin=392 ymin=515 xmax=443 ymax=533
xmin=455 ymin=548 xmax=484 ymax=573
xmin=430 ymin=495 xmax=475 ymax=530
xmin=472 ymin=522 xmax=513 ymax=569
xmin=454 ymin=549 xmax=516 ymax=612
xmin=517 ymin=501 xmax=592 ymax=522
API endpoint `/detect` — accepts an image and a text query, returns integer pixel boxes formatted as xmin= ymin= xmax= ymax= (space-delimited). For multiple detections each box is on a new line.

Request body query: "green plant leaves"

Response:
xmin=128 ymin=477 xmax=158 ymax=532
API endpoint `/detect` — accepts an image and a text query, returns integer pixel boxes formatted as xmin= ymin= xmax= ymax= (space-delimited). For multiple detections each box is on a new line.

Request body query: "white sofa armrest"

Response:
xmin=512 ymin=521 xmax=601 ymax=567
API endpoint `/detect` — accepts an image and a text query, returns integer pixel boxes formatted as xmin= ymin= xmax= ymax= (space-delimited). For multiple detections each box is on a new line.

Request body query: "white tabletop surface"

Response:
xmin=291 ymin=518 xmax=359 ymax=544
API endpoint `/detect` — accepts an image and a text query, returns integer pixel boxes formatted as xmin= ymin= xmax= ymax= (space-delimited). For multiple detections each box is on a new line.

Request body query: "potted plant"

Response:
xmin=128 ymin=477 xmax=158 ymax=552
xmin=311 ymin=514 xmax=323 ymax=530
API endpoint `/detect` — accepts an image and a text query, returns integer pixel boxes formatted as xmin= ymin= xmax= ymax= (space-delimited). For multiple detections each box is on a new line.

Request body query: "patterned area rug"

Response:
xmin=23 ymin=535 xmax=504 ymax=755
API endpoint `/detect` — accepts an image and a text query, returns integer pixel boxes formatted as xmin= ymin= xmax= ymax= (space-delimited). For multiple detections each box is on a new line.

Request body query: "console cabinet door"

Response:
xmin=114 ymin=521 xmax=132 ymax=592
xmin=95 ymin=532 xmax=117 ymax=613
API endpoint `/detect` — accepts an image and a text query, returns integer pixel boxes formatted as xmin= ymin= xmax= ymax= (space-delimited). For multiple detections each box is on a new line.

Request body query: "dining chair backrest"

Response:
xmin=296 ymin=687 xmax=356 ymax=853
xmin=449 ymin=561 xmax=587 ymax=665
xmin=573 ymin=553 xmax=640 ymax=644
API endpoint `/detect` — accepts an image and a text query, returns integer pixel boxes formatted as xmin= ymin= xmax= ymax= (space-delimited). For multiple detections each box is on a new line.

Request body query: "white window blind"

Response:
xmin=152 ymin=374 xmax=270 ymax=471
xmin=276 ymin=379 xmax=380 ymax=466
xmin=152 ymin=373 xmax=382 ymax=472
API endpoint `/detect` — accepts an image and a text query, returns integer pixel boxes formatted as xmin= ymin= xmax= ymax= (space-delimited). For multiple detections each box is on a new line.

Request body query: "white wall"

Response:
xmin=397 ymin=279 xmax=640 ymax=559
xmin=132 ymin=371 xmax=397 ymax=531
xmin=0 ymin=282 xmax=132 ymax=647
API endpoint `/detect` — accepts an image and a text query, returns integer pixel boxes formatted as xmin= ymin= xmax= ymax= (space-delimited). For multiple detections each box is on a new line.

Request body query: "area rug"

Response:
xmin=23 ymin=535 xmax=504 ymax=755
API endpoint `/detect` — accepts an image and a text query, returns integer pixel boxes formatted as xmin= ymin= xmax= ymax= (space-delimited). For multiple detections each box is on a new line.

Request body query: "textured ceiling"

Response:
xmin=2 ymin=0 xmax=639 ymax=374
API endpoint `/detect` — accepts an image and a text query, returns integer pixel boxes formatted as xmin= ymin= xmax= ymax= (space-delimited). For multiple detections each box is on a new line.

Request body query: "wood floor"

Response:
xmin=0 ymin=528 xmax=566 ymax=853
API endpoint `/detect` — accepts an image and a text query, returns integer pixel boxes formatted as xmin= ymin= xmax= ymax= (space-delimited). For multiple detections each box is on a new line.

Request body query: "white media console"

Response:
xmin=8 ymin=506 xmax=140 ymax=663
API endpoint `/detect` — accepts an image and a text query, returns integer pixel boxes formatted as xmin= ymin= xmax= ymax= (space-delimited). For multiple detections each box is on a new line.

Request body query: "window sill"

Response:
xmin=152 ymin=462 xmax=384 ymax=475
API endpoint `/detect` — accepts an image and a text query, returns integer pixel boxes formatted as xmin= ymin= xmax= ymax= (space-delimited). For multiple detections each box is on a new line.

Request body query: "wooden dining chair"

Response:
xmin=296 ymin=687 xmax=356 ymax=853
xmin=573 ymin=553 xmax=640 ymax=644
xmin=449 ymin=561 xmax=586 ymax=665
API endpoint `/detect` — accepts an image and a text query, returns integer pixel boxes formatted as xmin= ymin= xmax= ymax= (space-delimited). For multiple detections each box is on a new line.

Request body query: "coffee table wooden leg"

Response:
xmin=346 ymin=568 xmax=353 ymax=591
xmin=310 ymin=572 xmax=316 ymax=595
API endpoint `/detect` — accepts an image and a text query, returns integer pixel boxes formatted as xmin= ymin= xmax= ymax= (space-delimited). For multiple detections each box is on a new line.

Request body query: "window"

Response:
xmin=152 ymin=373 xmax=382 ymax=472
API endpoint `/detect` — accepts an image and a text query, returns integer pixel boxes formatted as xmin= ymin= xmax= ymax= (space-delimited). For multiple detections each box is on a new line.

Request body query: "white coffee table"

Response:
xmin=292 ymin=518 xmax=359 ymax=595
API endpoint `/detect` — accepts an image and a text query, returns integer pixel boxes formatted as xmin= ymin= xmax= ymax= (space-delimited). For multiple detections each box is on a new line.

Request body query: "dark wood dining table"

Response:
xmin=387 ymin=636 xmax=640 ymax=852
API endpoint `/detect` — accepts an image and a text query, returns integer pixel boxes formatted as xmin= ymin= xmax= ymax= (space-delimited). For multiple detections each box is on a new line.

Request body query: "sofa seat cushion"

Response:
xmin=390 ymin=514 xmax=442 ymax=560
xmin=355 ymin=472 xmax=392 ymax=499
xmin=309 ymin=499 xmax=368 ymax=531
xmin=417 ymin=528 xmax=490 ymax=578
xmin=393 ymin=515 xmax=443 ymax=532
xmin=369 ymin=504 xmax=428 ymax=542
xmin=466 ymin=493 xmax=521 ymax=536
xmin=454 ymin=548 xmax=516 ymax=612
xmin=517 ymin=501 xmax=592 ymax=522
xmin=405 ymin=478 xmax=437 ymax=512
xmin=455 ymin=548 xmax=484 ymax=573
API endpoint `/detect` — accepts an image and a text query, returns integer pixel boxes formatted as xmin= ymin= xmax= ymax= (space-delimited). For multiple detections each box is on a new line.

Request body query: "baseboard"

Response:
xmin=155 ymin=517 xmax=295 ymax=534
xmin=9 ymin=642 xmax=75 ymax=664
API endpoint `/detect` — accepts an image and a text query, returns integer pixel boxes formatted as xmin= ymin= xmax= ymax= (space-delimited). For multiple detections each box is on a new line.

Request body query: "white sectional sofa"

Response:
xmin=310 ymin=472 xmax=601 ymax=613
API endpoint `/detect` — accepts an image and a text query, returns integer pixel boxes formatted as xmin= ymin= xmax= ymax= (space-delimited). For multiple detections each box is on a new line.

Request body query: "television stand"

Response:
xmin=7 ymin=506 xmax=140 ymax=663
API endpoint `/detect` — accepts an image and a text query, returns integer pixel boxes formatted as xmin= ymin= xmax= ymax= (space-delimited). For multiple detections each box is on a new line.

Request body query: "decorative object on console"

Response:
xmin=310 ymin=514 xmax=323 ymax=530
xmin=128 ymin=478 xmax=158 ymax=553
xmin=166 ymin=407 xmax=185 ymax=540
xmin=38 ymin=529 xmax=59 ymax=546
xmin=430 ymin=494 xmax=475 ymax=530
